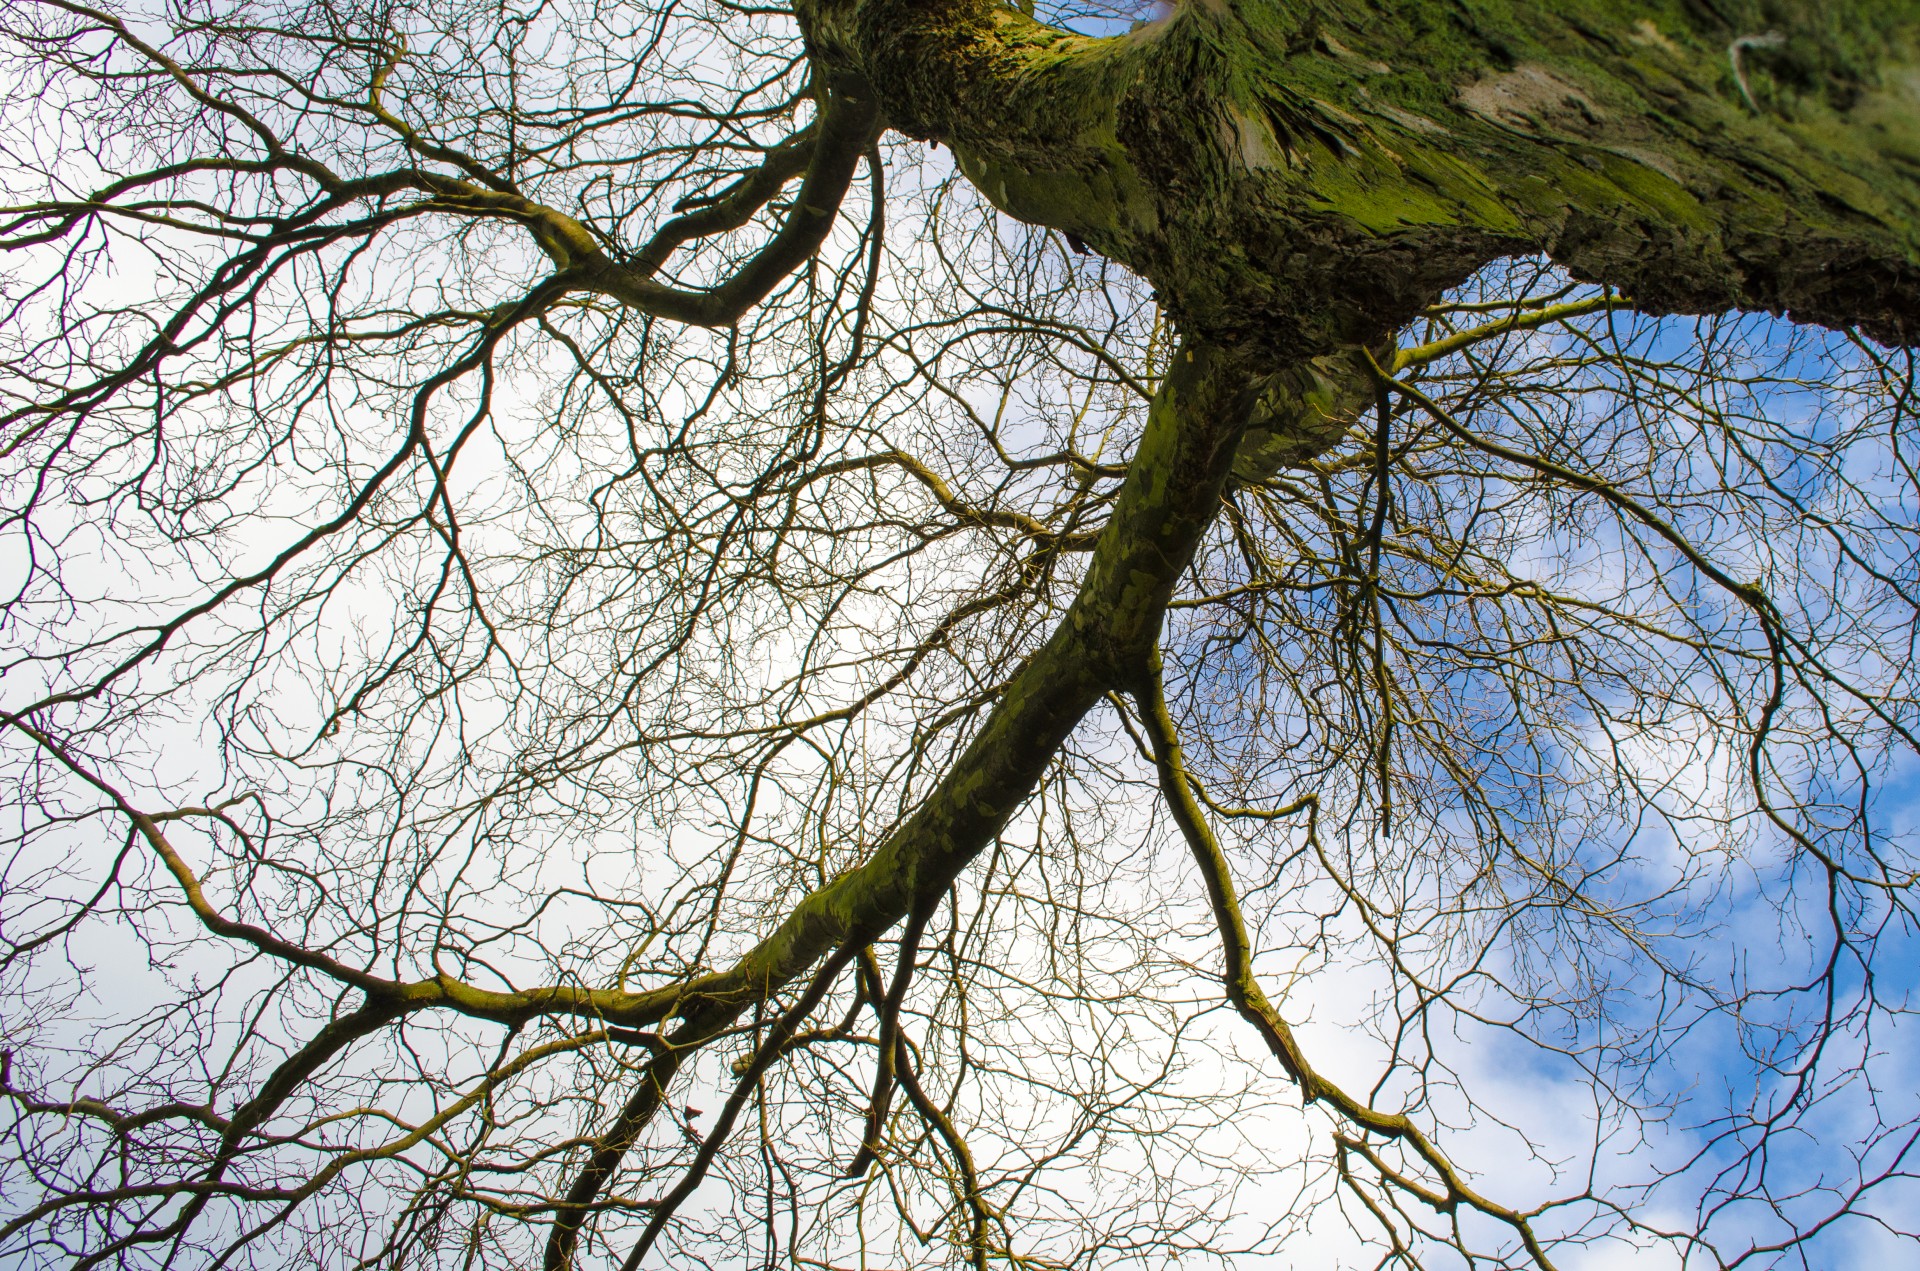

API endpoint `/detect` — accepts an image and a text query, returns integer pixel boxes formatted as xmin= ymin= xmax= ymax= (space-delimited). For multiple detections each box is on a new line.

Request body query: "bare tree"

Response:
xmin=1 ymin=0 xmax=1917 ymax=1266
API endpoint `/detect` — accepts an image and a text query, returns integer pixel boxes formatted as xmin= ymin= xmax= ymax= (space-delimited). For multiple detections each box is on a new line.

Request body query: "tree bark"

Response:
xmin=800 ymin=0 xmax=1920 ymax=349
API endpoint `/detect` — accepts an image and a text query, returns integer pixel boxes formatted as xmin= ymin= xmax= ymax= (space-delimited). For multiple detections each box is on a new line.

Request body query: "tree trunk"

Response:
xmin=800 ymin=0 xmax=1920 ymax=350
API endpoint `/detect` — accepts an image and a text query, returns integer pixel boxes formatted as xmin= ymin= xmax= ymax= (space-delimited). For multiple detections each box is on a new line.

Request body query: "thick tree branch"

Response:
xmin=799 ymin=0 xmax=1920 ymax=347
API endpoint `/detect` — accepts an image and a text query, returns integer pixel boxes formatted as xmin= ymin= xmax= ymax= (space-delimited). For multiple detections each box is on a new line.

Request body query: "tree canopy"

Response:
xmin=2 ymin=0 xmax=1918 ymax=1267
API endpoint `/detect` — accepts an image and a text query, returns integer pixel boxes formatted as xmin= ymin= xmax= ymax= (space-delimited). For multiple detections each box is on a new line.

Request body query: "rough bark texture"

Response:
xmin=800 ymin=0 xmax=1920 ymax=351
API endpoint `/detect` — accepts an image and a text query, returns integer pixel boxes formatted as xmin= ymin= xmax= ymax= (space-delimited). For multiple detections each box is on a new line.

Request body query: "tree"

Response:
xmin=1 ymin=0 xmax=1917 ymax=1264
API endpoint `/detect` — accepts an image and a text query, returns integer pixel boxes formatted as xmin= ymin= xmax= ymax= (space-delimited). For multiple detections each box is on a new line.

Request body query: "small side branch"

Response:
xmin=1130 ymin=654 xmax=1561 ymax=1271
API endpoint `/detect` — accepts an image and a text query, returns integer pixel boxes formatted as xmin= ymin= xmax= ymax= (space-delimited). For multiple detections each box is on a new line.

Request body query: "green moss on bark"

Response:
xmin=801 ymin=0 xmax=1920 ymax=348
